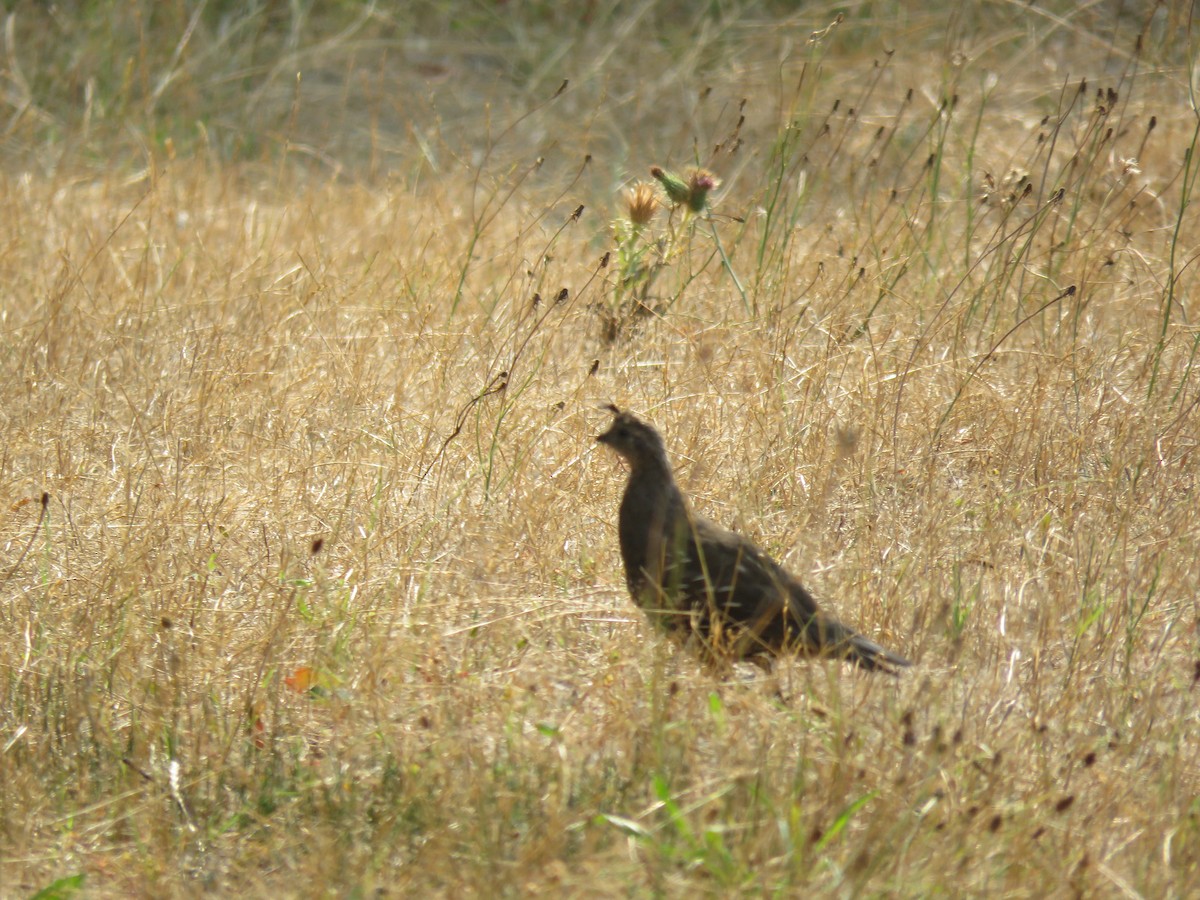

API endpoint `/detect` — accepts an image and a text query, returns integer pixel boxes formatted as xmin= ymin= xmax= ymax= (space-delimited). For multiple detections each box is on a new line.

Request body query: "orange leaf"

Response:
xmin=285 ymin=666 xmax=317 ymax=694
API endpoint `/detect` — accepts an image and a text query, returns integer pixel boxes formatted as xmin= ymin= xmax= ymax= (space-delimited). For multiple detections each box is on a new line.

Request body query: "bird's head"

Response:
xmin=596 ymin=405 xmax=669 ymax=468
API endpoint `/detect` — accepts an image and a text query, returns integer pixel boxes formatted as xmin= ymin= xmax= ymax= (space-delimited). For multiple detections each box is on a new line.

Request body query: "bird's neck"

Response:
xmin=622 ymin=454 xmax=680 ymax=505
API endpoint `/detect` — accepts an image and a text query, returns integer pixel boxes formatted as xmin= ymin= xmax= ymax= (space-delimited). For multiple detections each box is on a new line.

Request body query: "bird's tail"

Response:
xmin=809 ymin=615 xmax=912 ymax=674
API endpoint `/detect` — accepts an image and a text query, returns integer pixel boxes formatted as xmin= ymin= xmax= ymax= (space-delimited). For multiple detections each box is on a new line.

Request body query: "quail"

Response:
xmin=597 ymin=405 xmax=910 ymax=674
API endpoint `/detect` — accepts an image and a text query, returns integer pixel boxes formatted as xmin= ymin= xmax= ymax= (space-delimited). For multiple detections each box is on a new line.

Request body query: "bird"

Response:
xmin=596 ymin=405 xmax=911 ymax=674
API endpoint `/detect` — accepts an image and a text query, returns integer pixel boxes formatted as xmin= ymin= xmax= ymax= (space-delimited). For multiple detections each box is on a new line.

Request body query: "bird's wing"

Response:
xmin=681 ymin=515 xmax=798 ymax=636
xmin=685 ymin=515 xmax=909 ymax=669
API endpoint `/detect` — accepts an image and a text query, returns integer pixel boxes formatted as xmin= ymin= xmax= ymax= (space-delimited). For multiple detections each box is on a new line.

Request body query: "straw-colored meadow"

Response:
xmin=2 ymin=3 xmax=1198 ymax=895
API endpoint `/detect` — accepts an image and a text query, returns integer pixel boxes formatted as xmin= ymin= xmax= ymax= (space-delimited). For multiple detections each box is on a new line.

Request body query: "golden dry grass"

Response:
xmin=2 ymin=2 xmax=1200 ymax=896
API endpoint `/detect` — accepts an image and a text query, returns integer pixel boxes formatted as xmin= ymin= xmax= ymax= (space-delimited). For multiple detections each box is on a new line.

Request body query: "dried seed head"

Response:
xmin=625 ymin=182 xmax=659 ymax=226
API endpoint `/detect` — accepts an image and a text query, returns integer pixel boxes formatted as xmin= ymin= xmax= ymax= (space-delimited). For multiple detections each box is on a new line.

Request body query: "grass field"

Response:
xmin=3 ymin=2 xmax=1199 ymax=896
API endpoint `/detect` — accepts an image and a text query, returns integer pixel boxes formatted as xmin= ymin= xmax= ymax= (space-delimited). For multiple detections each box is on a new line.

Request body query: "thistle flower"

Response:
xmin=650 ymin=165 xmax=720 ymax=213
xmin=685 ymin=167 xmax=719 ymax=213
xmin=625 ymin=182 xmax=659 ymax=226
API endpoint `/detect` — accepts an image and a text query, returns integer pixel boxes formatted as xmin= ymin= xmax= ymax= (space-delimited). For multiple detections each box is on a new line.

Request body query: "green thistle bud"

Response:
xmin=650 ymin=165 xmax=721 ymax=213
xmin=650 ymin=165 xmax=691 ymax=206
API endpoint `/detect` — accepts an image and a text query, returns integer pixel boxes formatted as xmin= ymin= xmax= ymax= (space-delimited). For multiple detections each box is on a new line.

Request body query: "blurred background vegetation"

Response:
xmin=4 ymin=0 xmax=1193 ymax=186
xmin=3 ymin=2 xmax=1199 ymax=895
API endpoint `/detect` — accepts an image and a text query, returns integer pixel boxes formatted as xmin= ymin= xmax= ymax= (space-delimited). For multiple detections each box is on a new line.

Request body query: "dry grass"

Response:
xmin=2 ymin=2 xmax=1199 ymax=896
